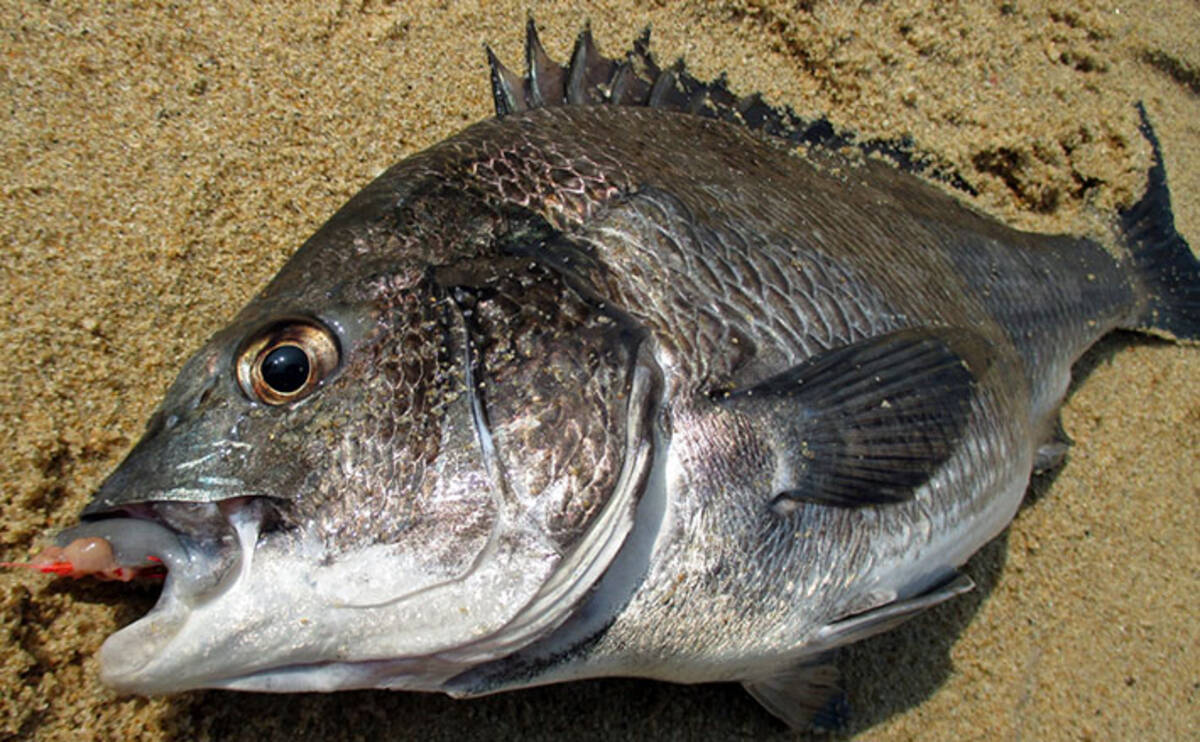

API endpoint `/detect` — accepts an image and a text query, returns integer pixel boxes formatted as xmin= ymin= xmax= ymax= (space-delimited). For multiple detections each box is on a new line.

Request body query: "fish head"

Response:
xmin=65 ymin=149 xmax=657 ymax=695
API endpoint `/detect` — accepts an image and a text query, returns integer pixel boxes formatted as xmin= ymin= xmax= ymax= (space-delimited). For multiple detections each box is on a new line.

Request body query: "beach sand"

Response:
xmin=1 ymin=1 xmax=1196 ymax=739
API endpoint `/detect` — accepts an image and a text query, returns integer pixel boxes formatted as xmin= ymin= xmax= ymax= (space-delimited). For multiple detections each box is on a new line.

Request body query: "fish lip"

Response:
xmin=80 ymin=480 xmax=264 ymax=519
xmin=61 ymin=499 xmax=261 ymax=690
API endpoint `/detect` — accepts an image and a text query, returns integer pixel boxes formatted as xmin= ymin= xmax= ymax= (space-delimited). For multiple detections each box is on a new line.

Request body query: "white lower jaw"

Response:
xmin=95 ymin=525 xmax=566 ymax=695
xmin=98 ymin=578 xmax=194 ymax=693
xmin=98 ymin=488 xmax=642 ymax=696
xmin=95 ymin=510 xmax=262 ymax=694
xmin=208 ymin=656 xmax=464 ymax=693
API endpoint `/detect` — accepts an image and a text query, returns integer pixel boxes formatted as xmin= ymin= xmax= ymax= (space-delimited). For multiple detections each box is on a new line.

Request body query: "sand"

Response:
xmin=1 ymin=1 xmax=1195 ymax=739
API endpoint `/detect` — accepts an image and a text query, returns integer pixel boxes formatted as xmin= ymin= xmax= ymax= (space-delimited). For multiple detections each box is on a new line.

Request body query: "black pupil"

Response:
xmin=261 ymin=345 xmax=310 ymax=394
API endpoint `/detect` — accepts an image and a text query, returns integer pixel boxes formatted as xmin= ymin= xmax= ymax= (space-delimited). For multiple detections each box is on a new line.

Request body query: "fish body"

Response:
xmin=40 ymin=26 xmax=1198 ymax=728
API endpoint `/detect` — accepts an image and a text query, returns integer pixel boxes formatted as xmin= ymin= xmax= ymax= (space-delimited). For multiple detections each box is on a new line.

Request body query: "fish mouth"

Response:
xmin=56 ymin=497 xmax=265 ymax=692
xmin=59 ymin=357 xmax=660 ymax=695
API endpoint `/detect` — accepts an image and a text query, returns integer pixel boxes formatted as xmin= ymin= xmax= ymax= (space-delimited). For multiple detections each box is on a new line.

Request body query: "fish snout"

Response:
xmin=82 ymin=407 xmax=258 ymax=518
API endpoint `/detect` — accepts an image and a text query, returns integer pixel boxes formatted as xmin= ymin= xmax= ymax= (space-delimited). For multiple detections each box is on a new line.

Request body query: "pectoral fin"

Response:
xmin=719 ymin=328 xmax=995 ymax=510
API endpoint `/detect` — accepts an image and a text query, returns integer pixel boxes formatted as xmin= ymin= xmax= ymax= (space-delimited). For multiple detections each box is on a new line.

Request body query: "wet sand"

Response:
xmin=1 ymin=1 xmax=1196 ymax=739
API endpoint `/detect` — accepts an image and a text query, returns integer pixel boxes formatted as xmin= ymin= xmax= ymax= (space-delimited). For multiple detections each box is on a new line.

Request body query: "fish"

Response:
xmin=15 ymin=22 xmax=1198 ymax=731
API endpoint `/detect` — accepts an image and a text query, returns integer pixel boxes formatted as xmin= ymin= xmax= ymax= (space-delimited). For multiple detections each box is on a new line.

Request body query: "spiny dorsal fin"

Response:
xmin=525 ymin=19 xmax=564 ymax=108
xmin=486 ymin=21 xmax=975 ymax=194
xmin=567 ymin=26 xmax=617 ymax=105
xmin=485 ymin=45 xmax=526 ymax=117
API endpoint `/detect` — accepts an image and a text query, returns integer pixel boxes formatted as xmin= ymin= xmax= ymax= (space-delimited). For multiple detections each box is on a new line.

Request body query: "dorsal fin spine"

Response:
xmin=489 ymin=21 xmax=972 ymax=193
xmin=524 ymin=18 xmax=550 ymax=108
xmin=485 ymin=45 xmax=524 ymax=117
xmin=566 ymin=30 xmax=592 ymax=106
xmin=608 ymin=62 xmax=633 ymax=105
xmin=647 ymin=67 xmax=676 ymax=109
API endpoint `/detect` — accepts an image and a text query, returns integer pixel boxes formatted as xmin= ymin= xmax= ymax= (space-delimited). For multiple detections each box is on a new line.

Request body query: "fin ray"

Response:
xmin=485 ymin=21 xmax=973 ymax=192
xmin=742 ymin=653 xmax=847 ymax=731
xmin=721 ymin=328 xmax=993 ymax=510
xmin=815 ymin=571 xmax=975 ymax=649
xmin=1121 ymin=103 xmax=1200 ymax=342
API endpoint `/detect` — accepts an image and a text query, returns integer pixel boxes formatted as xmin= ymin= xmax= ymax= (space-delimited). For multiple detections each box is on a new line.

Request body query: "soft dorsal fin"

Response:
xmin=485 ymin=20 xmax=975 ymax=193
xmin=718 ymin=328 xmax=995 ymax=511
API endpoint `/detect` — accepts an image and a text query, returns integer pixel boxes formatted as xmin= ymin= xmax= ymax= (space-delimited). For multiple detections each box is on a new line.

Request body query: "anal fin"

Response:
xmin=742 ymin=653 xmax=848 ymax=732
xmin=1034 ymin=441 xmax=1070 ymax=473
xmin=1034 ymin=415 xmax=1073 ymax=473
xmin=746 ymin=572 xmax=974 ymax=729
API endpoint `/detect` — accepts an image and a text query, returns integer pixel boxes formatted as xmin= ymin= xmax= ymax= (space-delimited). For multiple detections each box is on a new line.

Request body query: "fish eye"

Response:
xmin=236 ymin=320 xmax=339 ymax=405
xmin=261 ymin=345 xmax=309 ymax=393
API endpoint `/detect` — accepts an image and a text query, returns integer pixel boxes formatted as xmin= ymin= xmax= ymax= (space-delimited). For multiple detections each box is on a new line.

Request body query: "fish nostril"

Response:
xmin=195 ymin=381 xmax=216 ymax=409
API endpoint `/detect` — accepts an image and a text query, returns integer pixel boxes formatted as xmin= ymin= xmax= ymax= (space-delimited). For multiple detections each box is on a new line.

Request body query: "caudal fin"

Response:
xmin=1121 ymin=104 xmax=1200 ymax=343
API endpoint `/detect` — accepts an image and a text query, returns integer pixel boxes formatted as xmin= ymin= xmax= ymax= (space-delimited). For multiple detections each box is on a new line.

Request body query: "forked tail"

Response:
xmin=1121 ymin=104 xmax=1200 ymax=343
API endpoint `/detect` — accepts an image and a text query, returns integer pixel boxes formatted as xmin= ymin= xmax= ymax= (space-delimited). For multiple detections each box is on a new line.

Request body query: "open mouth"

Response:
xmin=47 ymin=498 xmax=259 ymax=592
xmin=11 ymin=498 xmax=265 ymax=686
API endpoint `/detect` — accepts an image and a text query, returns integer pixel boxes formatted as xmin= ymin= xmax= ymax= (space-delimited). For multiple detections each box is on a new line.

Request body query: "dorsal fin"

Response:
xmin=525 ymin=19 xmax=564 ymax=108
xmin=486 ymin=21 xmax=975 ymax=194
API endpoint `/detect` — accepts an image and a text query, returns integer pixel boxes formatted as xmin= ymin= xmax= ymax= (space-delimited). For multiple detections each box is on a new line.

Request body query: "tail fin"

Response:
xmin=1121 ymin=104 xmax=1200 ymax=342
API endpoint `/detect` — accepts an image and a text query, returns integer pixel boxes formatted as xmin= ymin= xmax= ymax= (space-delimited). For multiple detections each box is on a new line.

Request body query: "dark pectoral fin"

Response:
xmin=742 ymin=653 xmax=848 ymax=731
xmin=721 ymin=328 xmax=994 ymax=510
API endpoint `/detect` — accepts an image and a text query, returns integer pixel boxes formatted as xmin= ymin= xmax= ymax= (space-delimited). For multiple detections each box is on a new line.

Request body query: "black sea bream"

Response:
xmin=25 ymin=24 xmax=1199 ymax=729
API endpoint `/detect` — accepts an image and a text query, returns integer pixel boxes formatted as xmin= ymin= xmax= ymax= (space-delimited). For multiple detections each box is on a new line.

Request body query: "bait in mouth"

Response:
xmin=12 ymin=22 xmax=1198 ymax=731
xmin=3 ymin=538 xmax=153 ymax=581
